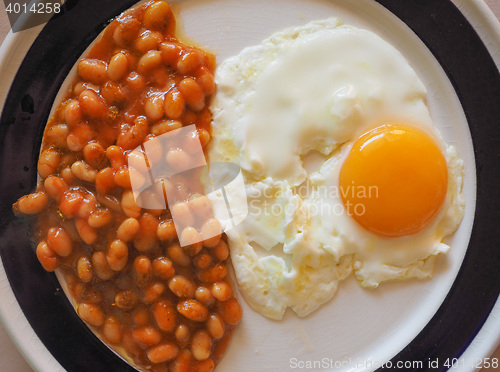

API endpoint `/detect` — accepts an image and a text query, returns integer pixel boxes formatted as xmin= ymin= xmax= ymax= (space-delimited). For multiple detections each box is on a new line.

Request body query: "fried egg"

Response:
xmin=208 ymin=18 xmax=465 ymax=320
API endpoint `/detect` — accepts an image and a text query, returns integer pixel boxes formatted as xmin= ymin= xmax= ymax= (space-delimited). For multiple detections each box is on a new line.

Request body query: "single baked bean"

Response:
xmin=152 ymin=300 xmax=176 ymax=333
xmin=206 ymin=313 xmax=225 ymax=340
xmin=83 ymin=142 xmax=107 ymax=170
xmin=97 ymin=194 xmax=121 ymax=212
xmin=78 ymin=59 xmax=108 ymax=85
xmin=177 ymin=50 xmax=202 ymax=75
xmin=194 ymin=286 xmax=215 ymax=307
xmin=79 ymin=89 xmax=109 ymax=119
xmin=175 ymin=324 xmax=190 ymax=344
xmin=168 ymin=275 xmax=195 ymax=298
xmin=196 ymin=359 xmax=215 ymax=372
xmin=101 ymin=81 xmax=127 ymax=105
xmin=103 ymin=316 xmax=124 ymax=345
xmin=73 ymin=81 xmax=96 ymax=96
xmin=134 ymin=255 xmax=152 ymax=287
xmin=165 ymin=148 xmax=191 ymax=172
xmin=47 ymin=227 xmax=73 ymax=257
xmin=177 ymin=299 xmax=208 ymax=322
xmin=166 ymin=242 xmax=191 ymax=267
xmin=113 ymin=16 xmax=141 ymax=46
xmin=75 ymin=218 xmax=98 ymax=245
xmin=36 ymin=240 xmax=58 ymax=272
xmin=191 ymin=330 xmax=212 ymax=361
xmin=108 ymin=52 xmax=129 ymax=81
xmin=67 ymin=123 xmax=94 ymax=152
xmin=106 ymin=239 xmax=129 ymax=271
xmin=197 ymin=263 xmax=227 ymax=283
xmin=115 ymin=289 xmax=139 ymax=310
xmin=170 ymin=201 xmax=194 ymax=228
xmin=194 ymin=252 xmax=212 ymax=270
xmin=117 ymin=117 xmax=149 ymax=151
xmin=198 ymin=128 xmax=211 ymax=148
xmin=142 ymin=282 xmax=165 ymax=304
xmin=134 ymin=212 xmax=159 ymax=252
xmin=132 ymin=326 xmax=162 ymax=347
xmin=88 ymin=208 xmax=112 ymax=228
xmin=64 ymin=100 xmax=83 ymax=126
xmin=180 ymin=226 xmax=202 ymax=256
xmin=164 ymin=88 xmax=185 ymax=119
xmin=38 ymin=147 xmax=61 ymax=179
xmin=60 ymin=166 xmax=76 ymax=184
xmin=114 ymin=167 xmax=132 ymax=188
xmin=178 ymin=78 xmax=205 ymax=111
xmin=217 ymin=297 xmax=242 ymax=326
xmin=71 ymin=160 xmax=97 ymax=183
xmin=59 ymin=191 xmax=84 ymax=218
xmin=106 ymin=145 xmax=126 ymax=169
xmin=143 ymin=1 xmax=172 ymax=30
xmin=138 ymin=50 xmax=162 ymax=74
xmin=195 ymin=66 xmax=215 ymax=95
xmin=212 ymin=239 xmax=229 ymax=261
xmin=77 ymin=192 xmax=97 ymax=219
xmin=14 ymin=191 xmax=49 ymax=215
xmin=134 ymin=30 xmax=163 ymax=53
xmin=77 ymin=255 xmax=93 ymax=283
xmin=151 ymin=119 xmax=182 ymax=136
xmin=170 ymin=349 xmax=193 ymax=372
xmin=95 ymin=167 xmax=117 ymax=194
xmin=144 ymin=92 xmax=165 ymax=122
xmin=44 ymin=123 xmax=69 ymax=149
xmin=157 ymin=220 xmax=176 ymax=241
xmin=201 ymin=218 xmax=222 ymax=248
xmin=78 ymin=303 xmax=105 ymax=328
xmin=44 ymin=176 xmax=68 ymax=201
xmin=211 ymin=281 xmax=232 ymax=302
xmin=92 ymin=251 xmax=115 ymax=280
xmin=125 ymin=71 xmax=146 ymax=92
xmin=121 ymin=189 xmax=142 ymax=218
xmin=117 ymin=217 xmax=140 ymax=242
xmin=147 ymin=343 xmax=179 ymax=364
xmin=152 ymin=257 xmax=175 ymax=280
xmin=160 ymin=42 xmax=182 ymax=66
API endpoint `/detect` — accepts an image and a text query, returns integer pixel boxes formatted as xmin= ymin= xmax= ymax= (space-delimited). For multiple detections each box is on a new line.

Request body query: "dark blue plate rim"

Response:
xmin=0 ymin=0 xmax=499 ymax=371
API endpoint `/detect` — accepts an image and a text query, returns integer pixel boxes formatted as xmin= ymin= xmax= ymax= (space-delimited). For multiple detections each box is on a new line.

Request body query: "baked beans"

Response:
xmin=12 ymin=1 xmax=241 ymax=371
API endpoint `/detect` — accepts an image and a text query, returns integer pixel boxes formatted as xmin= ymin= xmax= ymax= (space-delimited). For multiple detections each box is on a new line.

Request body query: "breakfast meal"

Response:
xmin=209 ymin=18 xmax=465 ymax=320
xmin=12 ymin=1 xmax=465 ymax=371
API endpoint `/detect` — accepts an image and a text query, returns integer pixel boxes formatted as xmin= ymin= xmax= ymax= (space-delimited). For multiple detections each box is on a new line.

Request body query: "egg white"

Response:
xmin=209 ymin=18 xmax=465 ymax=320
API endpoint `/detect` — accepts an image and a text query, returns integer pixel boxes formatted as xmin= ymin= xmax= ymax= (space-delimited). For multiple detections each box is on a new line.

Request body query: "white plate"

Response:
xmin=0 ymin=1 xmax=498 ymax=371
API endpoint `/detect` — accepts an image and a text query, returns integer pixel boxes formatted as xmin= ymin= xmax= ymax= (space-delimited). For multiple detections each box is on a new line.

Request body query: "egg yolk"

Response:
xmin=339 ymin=124 xmax=448 ymax=237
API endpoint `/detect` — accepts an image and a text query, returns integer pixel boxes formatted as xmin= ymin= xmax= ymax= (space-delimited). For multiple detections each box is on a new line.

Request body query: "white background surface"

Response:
xmin=0 ymin=1 xmax=498 ymax=371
